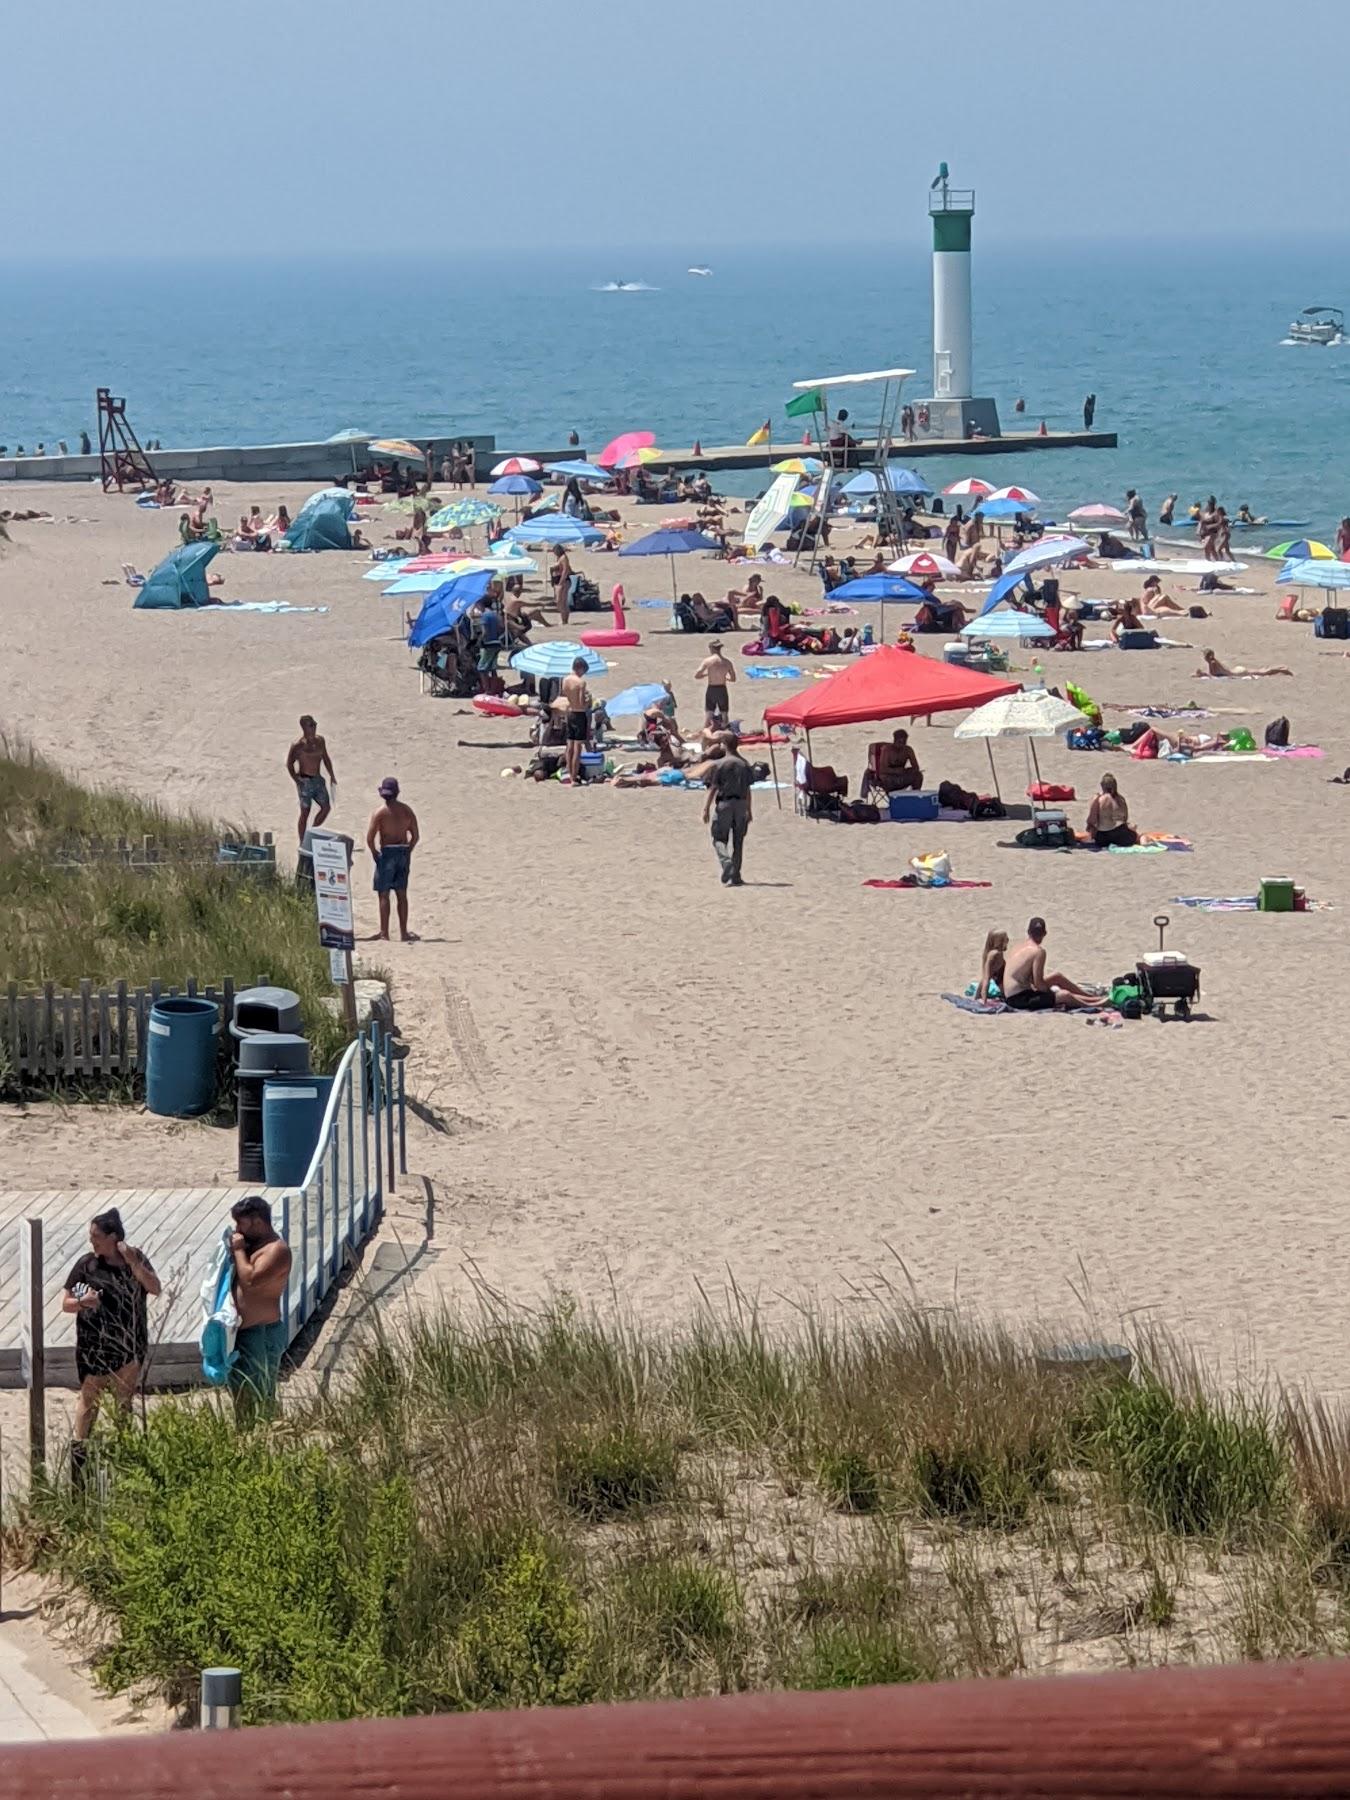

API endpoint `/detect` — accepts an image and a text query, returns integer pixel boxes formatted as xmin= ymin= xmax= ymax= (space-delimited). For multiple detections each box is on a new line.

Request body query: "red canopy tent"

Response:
xmin=761 ymin=647 xmax=1021 ymax=806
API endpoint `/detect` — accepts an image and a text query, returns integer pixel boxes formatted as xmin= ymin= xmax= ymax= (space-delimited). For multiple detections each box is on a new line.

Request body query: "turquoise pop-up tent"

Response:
xmin=134 ymin=541 xmax=219 ymax=609
xmin=285 ymin=498 xmax=352 ymax=552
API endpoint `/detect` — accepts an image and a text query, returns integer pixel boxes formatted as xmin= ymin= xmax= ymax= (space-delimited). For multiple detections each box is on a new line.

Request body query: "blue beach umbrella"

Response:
xmin=506 ymin=517 xmax=605 ymax=546
xmin=604 ymin=682 xmax=669 ymax=718
xmin=620 ymin=526 xmax=721 ymax=598
xmin=841 ymin=467 xmax=931 ymax=497
xmin=407 ymin=571 xmax=495 ymax=647
xmin=546 ymin=460 xmax=614 ymax=483
xmin=1280 ymin=558 xmax=1350 ymax=589
xmin=975 ymin=497 xmax=1036 ymax=520
xmin=960 ymin=610 xmax=1055 ymax=641
xmin=489 ymin=475 xmax=543 ymax=497
xmin=976 ymin=571 xmax=1034 ymax=617
xmin=829 ymin=575 xmax=929 ymax=602
xmin=511 ymin=640 xmax=609 ymax=678
xmin=1001 ymin=535 xmax=1090 ymax=577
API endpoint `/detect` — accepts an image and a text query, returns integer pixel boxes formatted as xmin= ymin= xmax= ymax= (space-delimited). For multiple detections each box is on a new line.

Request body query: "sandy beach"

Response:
xmin=2 ymin=476 xmax=1345 ymax=1404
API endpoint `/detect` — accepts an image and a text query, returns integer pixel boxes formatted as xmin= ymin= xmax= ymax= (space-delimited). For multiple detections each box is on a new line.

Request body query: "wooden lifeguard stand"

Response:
xmin=96 ymin=388 xmax=157 ymax=492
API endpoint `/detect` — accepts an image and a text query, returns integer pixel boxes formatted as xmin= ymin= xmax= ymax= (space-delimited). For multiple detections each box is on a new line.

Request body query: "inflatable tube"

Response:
xmin=472 ymin=696 xmax=527 ymax=718
xmin=581 ymin=629 xmax=641 ymax=647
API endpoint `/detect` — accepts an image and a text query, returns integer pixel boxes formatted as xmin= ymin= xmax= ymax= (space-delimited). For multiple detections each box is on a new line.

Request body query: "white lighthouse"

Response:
xmin=920 ymin=163 xmax=1000 ymax=441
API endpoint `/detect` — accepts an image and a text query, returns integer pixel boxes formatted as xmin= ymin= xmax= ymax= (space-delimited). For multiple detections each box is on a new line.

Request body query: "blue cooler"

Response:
xmin=578 ymin=751 xmax=606 ymax=783
xmin=888 ymin=790 xmax=940 ymax=822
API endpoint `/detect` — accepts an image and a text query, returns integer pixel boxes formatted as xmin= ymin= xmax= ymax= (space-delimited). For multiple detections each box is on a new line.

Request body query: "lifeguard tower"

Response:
xmin=917 ymin=164 xmax=1001 ymax=442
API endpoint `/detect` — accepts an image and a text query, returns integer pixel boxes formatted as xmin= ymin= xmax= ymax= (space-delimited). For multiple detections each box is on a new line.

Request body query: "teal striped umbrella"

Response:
xmin=430 ymin=499 xmax=502 ymax=530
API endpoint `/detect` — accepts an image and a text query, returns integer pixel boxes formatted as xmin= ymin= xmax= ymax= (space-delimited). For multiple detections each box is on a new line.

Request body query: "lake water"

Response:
xmin=3 ymin=243 xmax=1349 ymax=531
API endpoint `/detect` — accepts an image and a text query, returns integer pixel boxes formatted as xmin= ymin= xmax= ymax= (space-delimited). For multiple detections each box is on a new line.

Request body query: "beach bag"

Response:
xmin=1264 ymin=716 xmax=1290 ymax=747
xmin=199 ymin=1235 xmax=239 ymax=1388
xmin=970 ymin=795 xmax=1006 ymax=820
xmin=1131 ymin=729 xmax=1160 ymax=760
xmin=1027 ymin=782 xmax=1075 ymax=802
xmin=1228 ymin=727 xmax=1257 ymax=753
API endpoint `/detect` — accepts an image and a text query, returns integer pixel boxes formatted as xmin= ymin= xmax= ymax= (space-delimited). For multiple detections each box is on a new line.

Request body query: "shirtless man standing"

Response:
xmin=694 ymin=639 xmax=737 ymax=725
xmin=1003 ymin=917 xmax=1104 ymax=1011
xmin=227 ymin=1196 xmax=293 ymax=1425
xmin=365 ymin=777 xmax=420 ymax=941
xmin=286 ymin=715 xmax=336 ymax=842
xmin=561 ymin=657 xmax=592 ymax=784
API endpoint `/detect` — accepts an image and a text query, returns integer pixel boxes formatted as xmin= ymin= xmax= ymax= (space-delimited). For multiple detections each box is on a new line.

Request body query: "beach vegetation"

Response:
xmin=0 ymin=732 xmax=348 ymax=1086
xmin=14 ymin=1295 xmax=1350 ymax=1724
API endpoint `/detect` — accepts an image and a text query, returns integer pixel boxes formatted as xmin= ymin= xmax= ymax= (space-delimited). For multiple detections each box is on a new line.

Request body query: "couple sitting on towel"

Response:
xmin=978 ymin=918 xmax=1106 ymax=1011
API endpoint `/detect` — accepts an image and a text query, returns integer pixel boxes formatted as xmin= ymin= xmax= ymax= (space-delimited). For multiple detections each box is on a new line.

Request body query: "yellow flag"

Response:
xmin=745 ymin=419 xmax=771 ymax=446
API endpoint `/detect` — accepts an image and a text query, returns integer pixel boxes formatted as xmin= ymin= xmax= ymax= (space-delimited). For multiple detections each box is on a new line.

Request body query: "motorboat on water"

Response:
xmin=598 ymin=279 xmax=652 ymax=292
xmin=687 ymin=266 xmax=713 ymax=276
xmin=1286 ymin=305 xmax=1345 ymax=346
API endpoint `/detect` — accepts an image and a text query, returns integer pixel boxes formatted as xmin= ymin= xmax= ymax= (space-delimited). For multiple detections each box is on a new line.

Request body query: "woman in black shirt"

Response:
xmin=63 ymin=1208 xmax=161 ymax=1446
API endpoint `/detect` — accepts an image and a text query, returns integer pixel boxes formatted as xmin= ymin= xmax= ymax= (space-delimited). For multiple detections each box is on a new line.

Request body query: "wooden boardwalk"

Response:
xmin=0 ymin=1186 xmax=286 ymax=1388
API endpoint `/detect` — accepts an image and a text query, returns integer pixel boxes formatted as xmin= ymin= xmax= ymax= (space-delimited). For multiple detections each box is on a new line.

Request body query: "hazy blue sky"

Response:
xmin=9 ymin=0 xmax=1350 ymax=256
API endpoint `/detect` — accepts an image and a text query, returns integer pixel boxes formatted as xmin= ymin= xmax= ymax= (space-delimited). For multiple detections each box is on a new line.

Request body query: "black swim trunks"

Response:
xmin=1004 ymin=988 xmax=1055 ymax=1012
xmin=705 ymin=684 xmax=730 ymax=716
xmin=566 ymin=709 xmax=590 ymax=742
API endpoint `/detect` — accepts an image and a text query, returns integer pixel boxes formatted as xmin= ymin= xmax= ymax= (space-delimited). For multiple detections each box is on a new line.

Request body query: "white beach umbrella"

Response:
xmin=988 ymin=484 xmax=1042 ymax=506
xmin=1001 ymin=535 xmax=1091 ymax=577
xmin=955 ymin=688 xmax=1088 ymax=799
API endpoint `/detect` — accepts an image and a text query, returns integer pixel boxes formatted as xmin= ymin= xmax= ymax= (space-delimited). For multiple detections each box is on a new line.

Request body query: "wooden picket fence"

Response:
xmin=1 ymin=976 xmax=263 ymax=1084
xmin=46 ymin=831 xmax=276 ymax=874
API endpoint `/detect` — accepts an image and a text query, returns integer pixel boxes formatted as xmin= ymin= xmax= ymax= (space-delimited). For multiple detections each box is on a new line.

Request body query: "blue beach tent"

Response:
xmin=134 ymin=541 xmax=219 ymax=609
xmin=285 ymin=499 xmax=352 ymax=552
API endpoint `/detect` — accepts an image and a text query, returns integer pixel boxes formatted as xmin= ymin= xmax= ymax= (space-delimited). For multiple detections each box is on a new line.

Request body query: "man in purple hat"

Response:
xmin=365 ymin=777 xmax=420 ymax=942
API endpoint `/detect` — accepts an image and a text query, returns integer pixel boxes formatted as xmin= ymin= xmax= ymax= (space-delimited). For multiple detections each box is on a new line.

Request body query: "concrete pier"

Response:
xmin=643 ymin=429 xmax=1116 ymax=475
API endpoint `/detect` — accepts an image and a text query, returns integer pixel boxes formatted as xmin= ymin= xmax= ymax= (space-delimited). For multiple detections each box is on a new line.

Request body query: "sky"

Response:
xmin=7 ymin=0 xmax=1350 ymax=258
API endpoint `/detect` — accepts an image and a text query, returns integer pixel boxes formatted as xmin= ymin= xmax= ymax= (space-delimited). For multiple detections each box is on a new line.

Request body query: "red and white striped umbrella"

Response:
xmin=943 ymin=477 xmax=994 ymax=498
xmin=988 ymin=484 xmax=1041 ymax=505
xmin=490 ymin=456 xmax=541 ymax=477
xmin=888 ymin=550 xmax=962 ymax=579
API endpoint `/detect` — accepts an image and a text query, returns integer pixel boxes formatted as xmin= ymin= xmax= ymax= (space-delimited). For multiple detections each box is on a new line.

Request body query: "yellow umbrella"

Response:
xmin=771 ymin=457 xmax=825 ymax=476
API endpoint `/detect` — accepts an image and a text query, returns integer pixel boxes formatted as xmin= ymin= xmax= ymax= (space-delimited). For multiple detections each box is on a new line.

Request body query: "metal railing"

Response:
xmin=279 ymin=1020 xmax=403 ymax=1344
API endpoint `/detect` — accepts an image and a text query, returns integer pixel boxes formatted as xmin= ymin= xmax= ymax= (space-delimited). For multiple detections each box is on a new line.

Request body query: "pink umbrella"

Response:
xmin=1067 ymin=502 xmax=1129 ymax=525
xmin=596 ymin=429 xmax=656 ymax=469
xmin=988 ymin=484 xmax=1042 ymax=505
xmin=943 ymin=477 xmax=994 ymax=498
xmin=889 ymin=550 xmax=962 ymax=579
xmin=490 ymin=456 xmax=541 ymax=477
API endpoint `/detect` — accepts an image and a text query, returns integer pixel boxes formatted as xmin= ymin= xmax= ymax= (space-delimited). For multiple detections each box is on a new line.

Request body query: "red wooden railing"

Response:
xmin=3 ymin=1660 xmax=1348 ymax=1796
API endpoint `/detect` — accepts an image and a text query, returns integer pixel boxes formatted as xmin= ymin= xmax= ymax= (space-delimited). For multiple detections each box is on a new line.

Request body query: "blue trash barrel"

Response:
xmin=145 ymin=996 xmax=220 ymax=1118
xmin=262 ymin=1075 xmax=335 ymax=1186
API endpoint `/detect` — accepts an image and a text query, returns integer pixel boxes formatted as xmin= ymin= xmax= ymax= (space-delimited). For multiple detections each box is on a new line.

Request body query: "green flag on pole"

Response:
xmin=784 ymin=389 xmax=823 ymax=419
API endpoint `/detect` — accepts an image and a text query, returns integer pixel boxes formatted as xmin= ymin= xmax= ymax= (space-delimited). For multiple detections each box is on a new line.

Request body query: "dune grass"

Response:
xmin=0 ymin=733 xmax=347 ymax=1082
xmin=16 ymin=1294 xmax=1350 ymax=1724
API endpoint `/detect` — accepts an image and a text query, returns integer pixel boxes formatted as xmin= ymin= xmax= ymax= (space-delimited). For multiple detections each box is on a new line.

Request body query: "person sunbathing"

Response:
xmin=1196 ymin=648 xmax=1291 ymax=678
xmin=1139 ymin=575 xmax=1184 ymax=617
xmin=1004 ymin=917 xmax=1105 ymax=1011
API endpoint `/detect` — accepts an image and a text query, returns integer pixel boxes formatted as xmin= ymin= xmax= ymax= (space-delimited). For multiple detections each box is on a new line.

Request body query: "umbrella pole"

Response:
xmin=985 ymin=739 xmax=1001 ymax=802
xmin=670 ymin=553 xmax=678 ymax=603
xmin=769 ymin=733 xmax=782 ymax=810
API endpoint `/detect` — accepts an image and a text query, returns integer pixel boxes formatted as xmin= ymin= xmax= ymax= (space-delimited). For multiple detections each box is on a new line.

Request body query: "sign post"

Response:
xmin=309 ymin=830 xmax=358 ymax=1036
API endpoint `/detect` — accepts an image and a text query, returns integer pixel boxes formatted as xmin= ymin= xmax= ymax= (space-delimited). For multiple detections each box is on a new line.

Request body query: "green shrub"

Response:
xmin=620 ymin=1560 xmax=736 ymax=1656
xmin=452 ymin=1539 xmax=595 ymax=1709
xmin=40 ymin=1407 xmax=419 ymax=1721
xmin=1085 ymin=1378 xmax=1288 ymax=1538
xmin=553 ymin=1422 xmax=678 ymax=1521
xmin=816 ymin=1446 xmax=884 ymax=1514
xmin=791 ymin=1622 xmax=943 ymax=1690
xmin=910 ymin=1438 xmax=1050 ymax=1528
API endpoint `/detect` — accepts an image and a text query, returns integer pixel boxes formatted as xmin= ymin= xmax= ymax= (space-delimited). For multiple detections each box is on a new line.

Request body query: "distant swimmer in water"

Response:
xmin=1196 ymin=648 xmax=1292 ymax=678
xmin=1158 ymin=492 xmax=1178 ymax=526
xmin=1236 ymin=502 xmax=1266 ymax=526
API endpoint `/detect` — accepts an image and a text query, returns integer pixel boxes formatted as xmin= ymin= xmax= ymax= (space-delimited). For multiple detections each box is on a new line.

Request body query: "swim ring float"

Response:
xmin=581 ymin=584 xmax=641 ymax=649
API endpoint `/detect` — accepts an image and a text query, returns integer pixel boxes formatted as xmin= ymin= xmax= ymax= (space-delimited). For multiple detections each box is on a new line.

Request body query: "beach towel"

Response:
xmin=212 ymin=601 xmax=330 ymax=615
xmin=864 ymin=878 xmax=993 ymax=890
xmin=1173 ymin=895 xmax=1259 ymax=911
xmin=636 ymin=599 xmax=668 ymax=608
xmin=1077 ymin=832 xmax=1193 ymax=854
xmin=199 ymin=1235 xmax=239 ymax=1387
xmin=1172 ymin=752 xmax=1277 ymax=765
xmin=745 ymin=666 xmax=801 ymax=679
xmin=942 ymin=993 xmax=1009 ymax=1014
xmin=1263 ymin=745 xmax=1324 ymax=759
xmin=1126 ymin=706 xmax=1214 ymax=720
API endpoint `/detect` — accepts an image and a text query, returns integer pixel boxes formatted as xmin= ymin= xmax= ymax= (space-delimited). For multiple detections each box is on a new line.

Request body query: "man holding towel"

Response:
xmin=366 ymin=777 xmax=420 ymax=941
